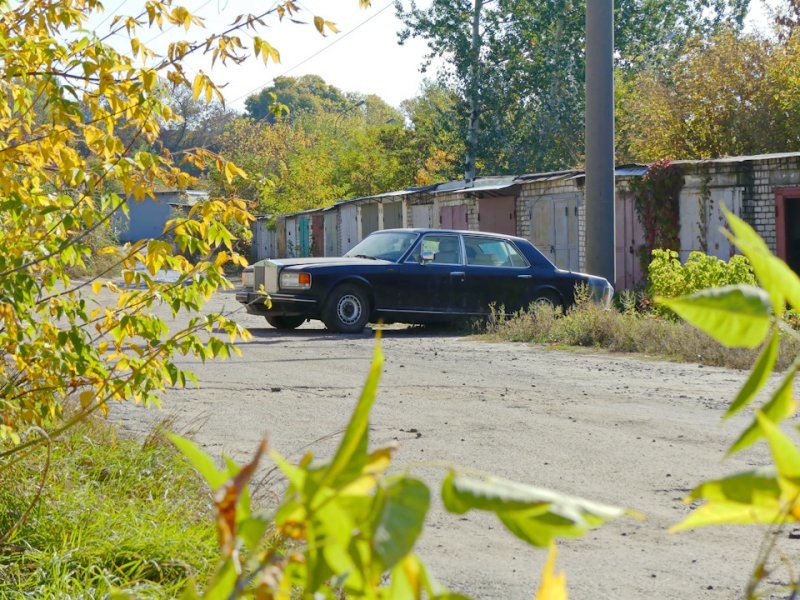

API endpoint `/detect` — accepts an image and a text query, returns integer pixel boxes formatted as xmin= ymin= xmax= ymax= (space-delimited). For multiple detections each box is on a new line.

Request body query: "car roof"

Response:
xmin=371 ymin=228 xmax=529 ymax=244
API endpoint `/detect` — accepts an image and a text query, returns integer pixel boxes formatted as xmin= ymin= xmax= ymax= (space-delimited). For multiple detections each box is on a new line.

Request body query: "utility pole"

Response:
xmin=464 ymin=0 xmax=483 ymax=186
xmin=585 ymin=0 xmax=616 ymax=284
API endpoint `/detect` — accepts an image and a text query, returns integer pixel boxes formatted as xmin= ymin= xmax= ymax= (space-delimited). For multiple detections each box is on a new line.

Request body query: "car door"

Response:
xmin=390 ymin=233 xmax=464 ymax=315
xmin=461 ymin=235 xmax=533 ymax=314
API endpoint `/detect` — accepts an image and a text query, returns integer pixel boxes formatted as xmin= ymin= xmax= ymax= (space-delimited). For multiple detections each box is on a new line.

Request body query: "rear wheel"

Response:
xmin=322 ymin=284 xmax=370 ymax=333
xmin=266 ymin=315 xmax=306 ymax=330
xmin=532 ymin=290 xmax=563 ymax=313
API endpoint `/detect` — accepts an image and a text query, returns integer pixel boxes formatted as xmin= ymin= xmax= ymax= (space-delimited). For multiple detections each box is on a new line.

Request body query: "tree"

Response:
xmin=400 ymin=80 xmax=464 ymax=183
xmin=159 ymin=80 xmax=238 ymax=158
xmin=244 ymin=74 xmax=354 ymax=122
xmin=0 ymin=0 xmax=349 ymax=445
xmin=616 ymin=30 xmax=800 ymax=161
xmin=213 ymin=78 xmax=432 ymax=215
xmin=395 ymin=0 xmax=749 ymax=174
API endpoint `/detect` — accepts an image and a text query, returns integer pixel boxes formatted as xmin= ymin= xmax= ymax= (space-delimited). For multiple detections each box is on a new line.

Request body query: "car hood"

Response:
xmin=265 ymin=257 xmax=392 ymax=269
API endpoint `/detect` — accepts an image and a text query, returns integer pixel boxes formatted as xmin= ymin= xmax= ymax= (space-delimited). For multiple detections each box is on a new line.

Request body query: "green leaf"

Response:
xmin=270 ymin=449 xmax=307 ymax=490
xmin=202 ymin=559 xmax=238 ymax=600
xmin=168 ymin=433 xmax=227 ymax=490
xmin=672 ymin=497 xmax=785 ymax=531
xmin=724 ymin=330 xmax=780 ymax=419
xmin=658 ymin=285 xmax=771 ymax=348
xmin=756 ymin=411 xmax=800 ymax=484
xmin=441 ymin=471 xmax=623 ymax=547
xmin=373 ymin=478 xmax=430 ymax=571
xmin=670 ymin=468 xmax=783 ymax=531
xmin=320 ymin=342 xmax=383 ymax=488
xmin=238 ymin=513 xmax=271 ymax=552
xmin=724 ymin=206 xmax=800 ymax=313
xmin=728 ymin=364 xmax=799 ymax=454
xmin=386 ymin=554 xmax=468 ymax=600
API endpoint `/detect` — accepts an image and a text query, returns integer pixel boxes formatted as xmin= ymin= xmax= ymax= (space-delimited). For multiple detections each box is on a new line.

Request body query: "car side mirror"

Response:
xmin=420 ymin=250 xmax=435 ymax=263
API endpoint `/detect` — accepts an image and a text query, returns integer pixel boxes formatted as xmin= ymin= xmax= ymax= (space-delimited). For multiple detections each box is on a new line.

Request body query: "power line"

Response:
xmin=228 ymin=0 xmax=394 ymax=106
xmin=94 ymin=0 xmax=130 ymax=30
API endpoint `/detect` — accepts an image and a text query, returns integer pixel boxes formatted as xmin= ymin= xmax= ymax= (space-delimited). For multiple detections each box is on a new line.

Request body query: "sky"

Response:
xmin=92 ymin=0 xmax=776 ymax=114
xmin=93 ymin=0 xmax=434 ymax=112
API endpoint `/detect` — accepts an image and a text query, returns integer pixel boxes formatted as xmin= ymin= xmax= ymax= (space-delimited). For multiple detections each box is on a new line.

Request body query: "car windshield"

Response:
xmin=344 ymin=231 xmax=419 ymax=262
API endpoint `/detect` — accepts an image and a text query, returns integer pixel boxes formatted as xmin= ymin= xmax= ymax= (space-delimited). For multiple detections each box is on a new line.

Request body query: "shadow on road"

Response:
xmin=242 ymin=322 xmax=475 ymax=342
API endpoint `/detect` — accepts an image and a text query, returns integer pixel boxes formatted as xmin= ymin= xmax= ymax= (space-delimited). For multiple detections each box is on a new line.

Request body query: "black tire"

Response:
xmin=322 ymin=284 xmax=370 ymax=333
xmin=532 ymin=290 xmax=563 ymax=312
xmin=266 ymin=315 xmax=306 ymax=330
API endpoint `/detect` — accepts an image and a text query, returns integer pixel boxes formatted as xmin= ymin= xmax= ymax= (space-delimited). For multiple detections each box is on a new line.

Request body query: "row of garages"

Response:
xmin=249 ymin=152 xmax=800 ymax=291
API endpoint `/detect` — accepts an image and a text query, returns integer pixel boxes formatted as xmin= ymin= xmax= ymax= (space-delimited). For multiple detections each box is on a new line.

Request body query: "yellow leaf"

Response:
xmin=79 ymin=390 xmax=94 ymax=408
xmin=91 ymin=280 xmax=103 ymax=295
xmin=339 ymin=475 xmax=379 ymax=496
xmin=313 ymin=15 xmax=324 ymax=34
xmin=192 ymin=73 xmax=203 ymax=101
xmin=535 ymin=544 xmax=568 ymax=600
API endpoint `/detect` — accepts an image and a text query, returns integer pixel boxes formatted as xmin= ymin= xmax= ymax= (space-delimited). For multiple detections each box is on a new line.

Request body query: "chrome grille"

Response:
xmin=263 ymin=262 xmax=280 ymax=293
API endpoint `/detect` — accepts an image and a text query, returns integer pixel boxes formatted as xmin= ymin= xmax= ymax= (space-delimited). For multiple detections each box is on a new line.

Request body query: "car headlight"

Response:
xmin=601 ymin=281 xmax=614 ymax=306
xmin=280 ymin=271 xmax=312 ymax=290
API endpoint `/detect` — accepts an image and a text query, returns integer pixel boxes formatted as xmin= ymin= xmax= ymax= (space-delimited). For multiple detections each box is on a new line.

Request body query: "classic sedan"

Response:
xmin=236 ymin=229 xmax=614 ymax=332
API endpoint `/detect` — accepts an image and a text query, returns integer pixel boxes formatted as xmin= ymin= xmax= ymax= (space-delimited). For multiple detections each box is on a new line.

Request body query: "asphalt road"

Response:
xmin=111 ymin=288 xmax=788 ymax=599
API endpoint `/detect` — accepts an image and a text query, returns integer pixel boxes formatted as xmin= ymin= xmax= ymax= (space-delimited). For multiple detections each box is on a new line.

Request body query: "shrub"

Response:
xmin=484 ymin=298 xmax=800 ymax=371
xmin=648 ymin=249 xmax=756 ymax=317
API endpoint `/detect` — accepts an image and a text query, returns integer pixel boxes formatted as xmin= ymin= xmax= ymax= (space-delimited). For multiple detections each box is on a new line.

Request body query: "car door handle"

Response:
xmin=450 ymin=271 xmax=465 ymax=279
xmin=517 ymin=274 xmax=533 ymax=279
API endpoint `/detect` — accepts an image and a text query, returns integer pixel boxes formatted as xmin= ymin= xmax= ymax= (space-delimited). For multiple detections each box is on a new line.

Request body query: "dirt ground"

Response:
xmin=111 ymin=288 xmax=791 ymax=599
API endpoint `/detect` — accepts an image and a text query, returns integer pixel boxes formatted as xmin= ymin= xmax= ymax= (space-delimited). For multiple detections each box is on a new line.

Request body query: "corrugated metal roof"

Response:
xmin=515 ymin=170 xmax=583 ymax=182
xmin=672 ymin=151 xmax=800 ymax=166
xmin=433 ymin=175 xmax=518 ymax=194
xmin=614 ymin=165 xmax=649 ymax=177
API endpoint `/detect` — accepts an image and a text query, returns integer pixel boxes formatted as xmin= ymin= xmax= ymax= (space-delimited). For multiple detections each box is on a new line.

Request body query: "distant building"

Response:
xmin=114 ymin=189 xmax=207 ymax=243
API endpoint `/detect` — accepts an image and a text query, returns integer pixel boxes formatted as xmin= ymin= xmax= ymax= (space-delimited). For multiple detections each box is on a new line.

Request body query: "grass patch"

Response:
xmin=483 ymin=299 xmax=800 ymax=371
xmin=0 ymin=417 xmax=217 ymax=598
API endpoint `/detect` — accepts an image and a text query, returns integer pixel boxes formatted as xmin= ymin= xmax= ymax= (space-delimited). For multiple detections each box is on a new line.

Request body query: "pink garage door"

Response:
xmin=440 ymin=204 xmax=468 ymax=230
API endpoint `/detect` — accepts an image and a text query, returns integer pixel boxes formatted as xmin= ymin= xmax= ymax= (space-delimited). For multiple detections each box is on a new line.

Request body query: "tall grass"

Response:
xmin=484 ymin=292 xmax=800 ymax=371
xmin=0 ymin=417 xmax=217 ymax=597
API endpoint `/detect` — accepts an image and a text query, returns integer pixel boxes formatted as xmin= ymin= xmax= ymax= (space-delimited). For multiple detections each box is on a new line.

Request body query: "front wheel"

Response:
xmin=266 ymin=315 xmax=306 ymax=330
xmin=322 ymin=284 xmax=370 ymax=333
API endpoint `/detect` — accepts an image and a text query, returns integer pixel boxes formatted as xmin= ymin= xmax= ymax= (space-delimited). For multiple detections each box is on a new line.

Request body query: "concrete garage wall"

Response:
xmin=252 ymin=152 xmax=800 ymax=283
xmin=518 ymin=175 xmax=583 ymax=271
xmin=678 ymin=154 xmax=800 ymax=256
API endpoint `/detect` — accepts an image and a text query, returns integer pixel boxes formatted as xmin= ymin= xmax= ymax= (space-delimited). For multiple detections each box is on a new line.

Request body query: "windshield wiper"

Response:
xmin=352 ymin=254 xmax=377 ymax=260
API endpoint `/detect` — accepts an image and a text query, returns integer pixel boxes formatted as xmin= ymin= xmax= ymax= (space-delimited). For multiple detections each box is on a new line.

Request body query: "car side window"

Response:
xmin=464 ymin=237 xmax=529 ymax=268
xmin=407 ymin=234 xmax=462 ymax=264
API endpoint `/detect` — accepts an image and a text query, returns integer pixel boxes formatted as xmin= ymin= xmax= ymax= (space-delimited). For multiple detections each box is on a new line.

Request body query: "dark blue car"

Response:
xmin=236 ymin=229 xmax=613 ymax=332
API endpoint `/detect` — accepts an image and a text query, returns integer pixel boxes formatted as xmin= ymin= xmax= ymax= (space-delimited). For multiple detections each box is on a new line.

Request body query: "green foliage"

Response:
xmin=244 ymin=75 xmax=354 ymax=123
xmin=211 ymin=81 xmax=431 ymax=215
xmin=174 ymin=342 xmax=621 ymax=598
xmin=648 ymin=249 xmax=756 ymax=317
xmin=656 ymin=207 xmax=800 ymax=596
xmin=397 ymin=0 xmax=748 ymax=174
xmin=0 ymin=419 xmax=217 ymax=597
